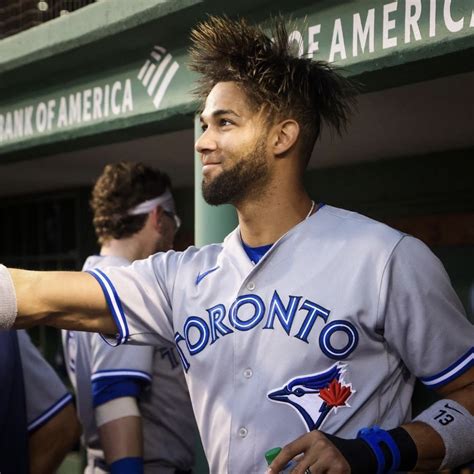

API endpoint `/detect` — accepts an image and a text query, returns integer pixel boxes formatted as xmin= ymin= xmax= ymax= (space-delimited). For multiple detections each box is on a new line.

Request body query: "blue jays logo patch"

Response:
xmin=267 ymin=363 xmax=354 ymax=431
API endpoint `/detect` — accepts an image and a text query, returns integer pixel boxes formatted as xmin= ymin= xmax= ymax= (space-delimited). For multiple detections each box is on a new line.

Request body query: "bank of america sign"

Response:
xmin=138 ymin=45 xmax=180 ymax=110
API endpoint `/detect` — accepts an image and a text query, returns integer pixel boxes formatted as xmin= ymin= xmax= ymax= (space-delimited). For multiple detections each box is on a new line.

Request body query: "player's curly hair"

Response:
xmin=90 ymin=162 xmax=171 ymax=245
xmin=189 ymin=16 xmax=357 ymax=165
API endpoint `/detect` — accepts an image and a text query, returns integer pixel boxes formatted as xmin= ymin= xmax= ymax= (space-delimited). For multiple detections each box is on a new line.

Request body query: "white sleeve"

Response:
xmin=17 ymin=330 xmax=73 ymax=432
xmin=379 ymin=236 xmax=474 ymax=389
xmin=91 ymin=333 xmax=153 ymax=383
xmin=87 ymin=251 xmax=178 ymax=347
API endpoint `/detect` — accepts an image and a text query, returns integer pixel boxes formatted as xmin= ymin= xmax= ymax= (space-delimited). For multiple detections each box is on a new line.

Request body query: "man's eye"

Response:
xmin=219 ymin=119 xmax=233 ymax=126
xmin=201 ymin=124 xmax=208 ymax=132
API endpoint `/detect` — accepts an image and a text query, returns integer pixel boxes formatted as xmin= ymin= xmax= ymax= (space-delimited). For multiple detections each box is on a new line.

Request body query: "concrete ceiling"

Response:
xmin=0 ymin=71 xmax=472 ymax=197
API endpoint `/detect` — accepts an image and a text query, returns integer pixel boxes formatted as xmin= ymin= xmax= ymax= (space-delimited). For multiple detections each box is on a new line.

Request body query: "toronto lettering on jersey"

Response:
xmin=174 ymin=290 xmax=359 ymax=372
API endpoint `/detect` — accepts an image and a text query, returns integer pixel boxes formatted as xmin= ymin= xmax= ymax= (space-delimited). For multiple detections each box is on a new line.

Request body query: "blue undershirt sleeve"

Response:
xmin=92 ymin=376 xmax=147 ymax=407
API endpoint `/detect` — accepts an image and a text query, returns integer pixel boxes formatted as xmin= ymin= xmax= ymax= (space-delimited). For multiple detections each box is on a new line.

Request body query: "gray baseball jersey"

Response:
xmin=62 ymin=255 xmax=196 ymax=473
xmin=17 ymin=330 xmax=73 ymax=432
xmin=87 ymin=205 xmax=474 ymax=474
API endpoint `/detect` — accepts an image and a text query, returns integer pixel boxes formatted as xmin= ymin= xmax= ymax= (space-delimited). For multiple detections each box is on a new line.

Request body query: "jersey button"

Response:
xmin=243 ymin=368 xmax=253 ymax=378
xmin=238 ymin=427 xmax=248 ymax=438
xmin=246 ymin=281 xmax=255 ymax=291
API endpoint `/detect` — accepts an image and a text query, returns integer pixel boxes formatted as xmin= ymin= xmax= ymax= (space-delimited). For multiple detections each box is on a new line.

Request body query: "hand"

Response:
xmin=267 ymin=430 xmax=351 ymax=474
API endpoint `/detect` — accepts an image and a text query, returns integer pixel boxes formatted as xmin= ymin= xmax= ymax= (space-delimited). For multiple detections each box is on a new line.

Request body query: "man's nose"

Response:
xmin=195 ymin=128 xmax=217 ymax=154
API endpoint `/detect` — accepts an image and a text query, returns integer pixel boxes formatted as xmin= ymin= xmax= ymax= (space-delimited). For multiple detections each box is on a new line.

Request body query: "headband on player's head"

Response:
xmin=127 ymin=189 xmax=181 ymax=229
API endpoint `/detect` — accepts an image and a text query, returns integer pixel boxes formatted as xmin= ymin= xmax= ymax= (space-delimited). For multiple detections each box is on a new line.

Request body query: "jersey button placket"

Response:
xmin=232 ymin=271 xmax=260 ymax=470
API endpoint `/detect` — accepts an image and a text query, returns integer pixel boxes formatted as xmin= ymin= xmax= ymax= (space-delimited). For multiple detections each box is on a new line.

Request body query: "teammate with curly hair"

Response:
xmin=62 ymin=162 xmax=196 ymax=474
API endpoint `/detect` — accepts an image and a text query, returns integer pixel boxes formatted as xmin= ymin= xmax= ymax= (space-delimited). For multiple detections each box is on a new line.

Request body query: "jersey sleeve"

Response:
xmin=90 ymin=333 xmax=153 ymax=406
xmin=17 ymin=330 xmax=73 ymax=432
xmin=87 ymin=251 xmax=177 ymax=346
xmin=379 ymin=236 xmax=474 ymax=389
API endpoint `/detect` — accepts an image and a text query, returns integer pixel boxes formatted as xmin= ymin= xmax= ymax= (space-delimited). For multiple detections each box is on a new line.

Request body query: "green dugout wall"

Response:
xmin=1 ymin=0 xmax=473 ymax=245
xmin=2 ymin=0 xmax=473 ymax=153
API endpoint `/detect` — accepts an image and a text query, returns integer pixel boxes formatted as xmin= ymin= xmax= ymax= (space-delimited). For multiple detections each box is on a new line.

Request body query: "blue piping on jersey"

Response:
xmin=95 ymin=268 xmax=130 ymax=343
xmin=87 ymin=269 xmax=129 ymax=346
xmin=91 ymin=369 xmax=152 ymax=383
xmin=28 ymin=393 xmax=73 ymax=433
xmin=420 ymin=348 xmax=473 ymax=389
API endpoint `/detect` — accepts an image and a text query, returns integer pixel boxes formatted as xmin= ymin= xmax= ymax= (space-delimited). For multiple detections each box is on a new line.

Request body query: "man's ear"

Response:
xmin=150 ymin=206 xmax=164 ymax=231
xmin=271 ymin=119 xmax=300 ymax=156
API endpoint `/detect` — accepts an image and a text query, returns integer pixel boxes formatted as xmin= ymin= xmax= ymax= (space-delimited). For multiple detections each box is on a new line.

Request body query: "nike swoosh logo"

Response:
xmin=195 ymin=266 xmax=220 ymax=286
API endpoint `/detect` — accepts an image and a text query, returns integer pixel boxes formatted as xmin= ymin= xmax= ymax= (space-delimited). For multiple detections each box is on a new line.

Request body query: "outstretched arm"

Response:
xmin=4 ymin=267 xmax=116 ymax=334
xmin=268 ymin=367 xmax=474 ymax=474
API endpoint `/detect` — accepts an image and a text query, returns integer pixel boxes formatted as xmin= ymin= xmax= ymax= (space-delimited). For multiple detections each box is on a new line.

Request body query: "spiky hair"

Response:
xmin=189 ymin=16 xmax=357 ymax=164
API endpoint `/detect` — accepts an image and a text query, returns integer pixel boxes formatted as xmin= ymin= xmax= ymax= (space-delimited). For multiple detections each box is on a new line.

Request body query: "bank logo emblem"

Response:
xmin=138 ymin=45 xmax=180 ymax=110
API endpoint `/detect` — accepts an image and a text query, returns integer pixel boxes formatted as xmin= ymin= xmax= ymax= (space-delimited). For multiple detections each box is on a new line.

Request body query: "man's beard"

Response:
xmin=202 ymin=138 xmax=269 ymax=206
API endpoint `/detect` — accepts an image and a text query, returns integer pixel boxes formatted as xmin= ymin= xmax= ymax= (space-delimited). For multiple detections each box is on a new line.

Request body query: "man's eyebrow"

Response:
xmin=200 ymin=109 xmax=241 ymax=122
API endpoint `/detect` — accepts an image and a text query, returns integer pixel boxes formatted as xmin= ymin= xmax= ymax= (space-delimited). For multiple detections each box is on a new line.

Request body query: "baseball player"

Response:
xmin=0 ymin=330 xmax=29 ymax=474
xmin=18 ymin=329 xmax=81 ymax=474
xmin=2 ymin=16 xmax=474 ymax=474
xmin=0 ymin=329 xmax=80 ymax=474
xmin=62 ymin=162 xmax=196 ymax=474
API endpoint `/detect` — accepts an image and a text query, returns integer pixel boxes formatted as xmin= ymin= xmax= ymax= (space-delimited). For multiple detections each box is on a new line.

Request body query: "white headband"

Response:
xmin=127 ymin=189 xmax=175 ymax=215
